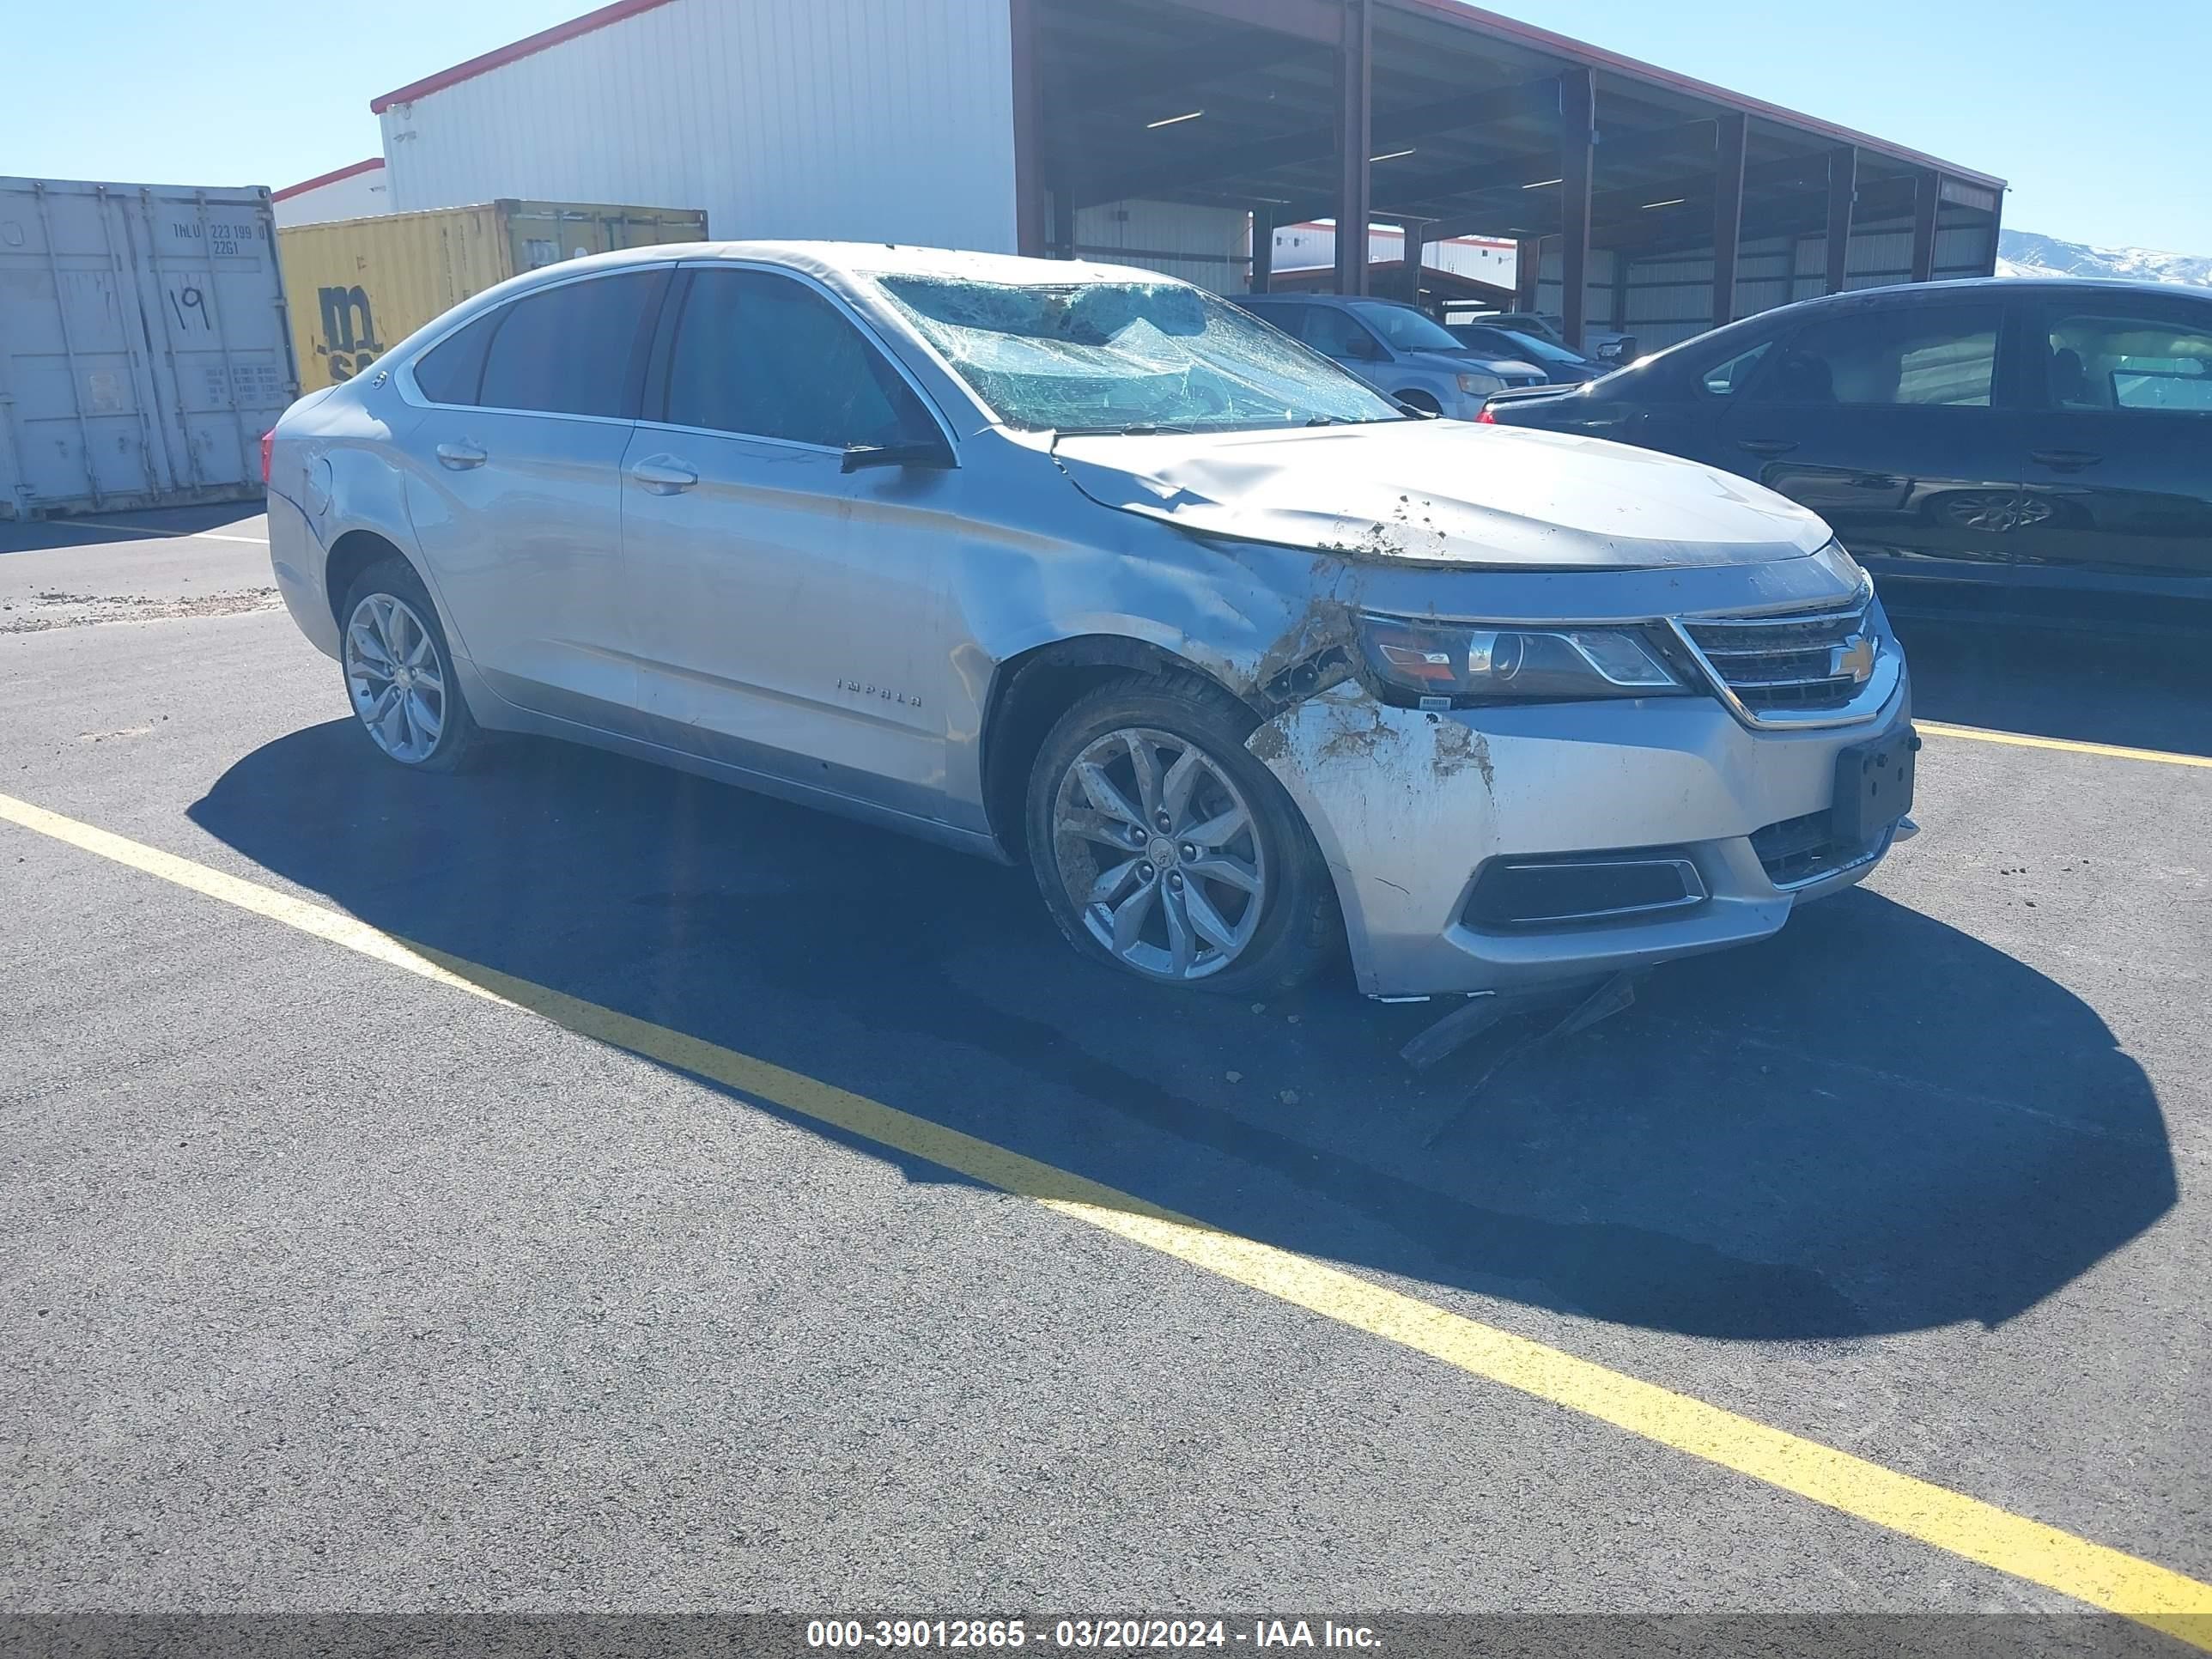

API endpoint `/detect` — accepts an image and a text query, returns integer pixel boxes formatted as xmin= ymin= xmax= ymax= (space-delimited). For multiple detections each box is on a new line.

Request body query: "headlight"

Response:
xmin=1357 ymin=612 xmax=1688 ymax=706
xmin=1455 ymin=372 xmax=1494 ymax=396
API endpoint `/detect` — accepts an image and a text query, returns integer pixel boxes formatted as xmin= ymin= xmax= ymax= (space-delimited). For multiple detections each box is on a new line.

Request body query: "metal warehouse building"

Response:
xmin=368 ymin=0 xmax=2004 ymax=353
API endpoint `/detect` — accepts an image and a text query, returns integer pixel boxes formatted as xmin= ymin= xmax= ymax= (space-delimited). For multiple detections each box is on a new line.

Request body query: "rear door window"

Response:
xmin=411 ymin=311 xmax=499 ymax=405
xmin=476 ymin=270 xmax=665 ymax=418
xmin=1754 ymin=304 xmax=2002 ymax=407
xmin=1301 ymin=307 xmax=1382 ymax=360
xmin=660 ymin=268 xmax=935 ymax=449
xmin=2039 ymin=307 xmax=2212 ymax=413
xmin=1698 ymin=339 xmax=1773 ymax=398
xmin=1238 ymin=301 xmax=1309 ymax=339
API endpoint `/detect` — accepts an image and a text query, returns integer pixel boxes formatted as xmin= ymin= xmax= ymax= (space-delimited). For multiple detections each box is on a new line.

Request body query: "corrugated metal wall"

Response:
xmin=378 ymin=0 xmax=1018 ymax=252
xmin=272 ymin=167 xmax=388 ymax=229
xmin=1590 ymin=215 xmax=2002 ymax=355
xmin=1532 ymin=247 xmax=1621 ymax=343
xmin=1069 ymin=200 xmax=1251 ymax=290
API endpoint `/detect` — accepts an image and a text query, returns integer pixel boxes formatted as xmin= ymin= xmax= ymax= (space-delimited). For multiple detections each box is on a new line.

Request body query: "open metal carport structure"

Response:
xmin=1018 ymin=0 xmax=2005 ymax=350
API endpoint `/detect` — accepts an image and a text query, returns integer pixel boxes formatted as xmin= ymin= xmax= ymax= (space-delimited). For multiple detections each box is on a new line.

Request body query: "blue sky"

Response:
xmin=8 ymin=0 xmax=2206 ymax=254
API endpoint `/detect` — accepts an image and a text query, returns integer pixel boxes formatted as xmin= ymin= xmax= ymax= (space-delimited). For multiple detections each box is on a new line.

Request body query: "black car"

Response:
xmin=1444 ymin=322 xmax=1605 ymax=385
xmin=1482 ymin=277 xmax=2212 ymax=629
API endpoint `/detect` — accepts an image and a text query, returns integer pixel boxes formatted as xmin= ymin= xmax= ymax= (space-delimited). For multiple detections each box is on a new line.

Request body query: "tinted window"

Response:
xmin=1238 ymin=301 xmax=1310 ymax=339
xmin=2043 ymin=308 xmax=2212 ymax=413
xmin=1303 ymin=307 xmax=1381 ymax=359
xmin=412 ymin=310 xmax=498 ymax=404
xmin=665 ymin=269 xmax=933 ymax=448
xmin=1699 ymin=340 xmax=1773 ymax=397
xmin=1349 ymin=301 xmax=1462 ymax=352
xmin=477 ymin=271 xmax=662 ymax=417
xmin=1757 ymin=305 xmax=2000 ymax=407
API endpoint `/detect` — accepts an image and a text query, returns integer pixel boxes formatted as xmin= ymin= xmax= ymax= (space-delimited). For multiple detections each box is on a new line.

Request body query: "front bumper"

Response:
xmin=1249 ymin=678 xmax=1912 ymax=999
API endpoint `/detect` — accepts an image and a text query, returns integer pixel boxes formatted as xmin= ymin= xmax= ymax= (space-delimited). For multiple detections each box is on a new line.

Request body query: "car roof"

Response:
xmin=1236 ymin=292 xmax=1414 ymax=310
xmin=1780 ymin=275 xmax=2211 ymax=310
xmin=500 ymin=239 xmax=1198 ymax=290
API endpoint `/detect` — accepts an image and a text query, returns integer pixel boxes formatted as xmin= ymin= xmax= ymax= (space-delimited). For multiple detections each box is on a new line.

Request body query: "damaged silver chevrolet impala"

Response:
xmin=265 ymin=243 xmax=1916 ymax=1000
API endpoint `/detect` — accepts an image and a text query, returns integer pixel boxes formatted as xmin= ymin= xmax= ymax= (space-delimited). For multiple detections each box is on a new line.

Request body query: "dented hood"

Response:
xmin=1052 ymin=419 xmax=1832 ymax=569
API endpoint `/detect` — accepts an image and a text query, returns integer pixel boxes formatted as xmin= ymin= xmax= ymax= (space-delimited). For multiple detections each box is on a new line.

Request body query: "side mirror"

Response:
xmin=842 ymin=439 xmax=956 ymax=474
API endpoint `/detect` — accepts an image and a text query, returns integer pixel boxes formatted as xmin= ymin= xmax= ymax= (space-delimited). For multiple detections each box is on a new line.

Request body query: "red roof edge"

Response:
xmin=371 ymin=0 xmax=682 ymax=112
xmin=271 ymin=156 xmax=386 ymax=203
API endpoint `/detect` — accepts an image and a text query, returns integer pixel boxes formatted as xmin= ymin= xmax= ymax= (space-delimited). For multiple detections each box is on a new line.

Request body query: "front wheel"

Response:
xmin=1024 ymin=673 xmax=1339 ymax=995
xmin=338 ymin=556 xmax=483 ymax=772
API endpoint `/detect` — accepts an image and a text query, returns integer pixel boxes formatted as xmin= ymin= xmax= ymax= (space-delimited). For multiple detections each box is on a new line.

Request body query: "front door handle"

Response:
xmin=1737 ymin=437 xmax=1797 ymax=457
xmin=434 ymin=441 xmax=486 ymax=470
xmin=2031 ymin=449 xmax=2103 ymax=471
xmin=630 ymin=455 xmax=699 ymax=495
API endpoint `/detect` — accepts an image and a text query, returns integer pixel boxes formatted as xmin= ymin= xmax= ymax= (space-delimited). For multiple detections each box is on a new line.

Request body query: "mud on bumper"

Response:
xmin=1249 ymin=680 xmax=1912 ymax=999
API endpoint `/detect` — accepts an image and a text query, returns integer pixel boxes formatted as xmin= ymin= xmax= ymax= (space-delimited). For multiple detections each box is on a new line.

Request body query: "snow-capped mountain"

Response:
xmin=1996 ymin=229 xmax=2212 ymax=289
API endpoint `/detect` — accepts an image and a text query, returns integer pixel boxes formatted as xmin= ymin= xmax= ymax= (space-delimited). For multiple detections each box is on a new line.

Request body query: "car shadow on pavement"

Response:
xmin=1896 ymin=617 xmax=2212 ymax=758
xmin=0 ymin=500 xmax=266 ymax=557
xmin=190 ymin=721 xmax=2177 ymax=1345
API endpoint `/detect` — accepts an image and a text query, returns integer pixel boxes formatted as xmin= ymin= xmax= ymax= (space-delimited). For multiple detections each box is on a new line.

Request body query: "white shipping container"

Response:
xmin=0 ymin=177 xmax=296 ymax=519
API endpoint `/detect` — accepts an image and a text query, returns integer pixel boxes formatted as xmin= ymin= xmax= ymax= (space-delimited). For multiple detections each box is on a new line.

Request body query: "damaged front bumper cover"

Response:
xmin=1248 ymin=678 xmax=1912 ymax=1000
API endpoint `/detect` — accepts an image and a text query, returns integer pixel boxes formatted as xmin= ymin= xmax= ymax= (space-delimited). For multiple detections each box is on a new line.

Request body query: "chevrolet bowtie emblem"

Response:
xmin=1831 ymin=634 xmax=1876 ymax=685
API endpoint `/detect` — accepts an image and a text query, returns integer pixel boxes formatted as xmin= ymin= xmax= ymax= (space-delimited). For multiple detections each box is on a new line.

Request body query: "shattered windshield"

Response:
xmin=878 ymin=276 xmax=1409 ymax=434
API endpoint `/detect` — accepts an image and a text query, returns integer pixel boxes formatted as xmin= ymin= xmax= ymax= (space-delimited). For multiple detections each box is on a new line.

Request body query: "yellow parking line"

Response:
xmin=1920 ymin=720 xmax=2212 ymax=771
xmin=3 ymin=786 xmax=2209 ymax=1650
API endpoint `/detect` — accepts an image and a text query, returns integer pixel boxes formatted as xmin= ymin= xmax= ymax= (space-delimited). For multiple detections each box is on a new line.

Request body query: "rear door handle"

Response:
xmin=629 ymin=455 xmax=699 ymax=495
xmin=1736 ymin=437 xmax=1797 ymax=457
xmin=434 ymin=441 xmax=486 ymax=470
xmin=2031 ymin=449 xmax=2102 ymax=471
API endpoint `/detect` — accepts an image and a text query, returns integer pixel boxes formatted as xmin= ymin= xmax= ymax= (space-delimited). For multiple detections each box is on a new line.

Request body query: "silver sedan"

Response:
xmin=265 ymin=242 xmax=1915 ymax=1000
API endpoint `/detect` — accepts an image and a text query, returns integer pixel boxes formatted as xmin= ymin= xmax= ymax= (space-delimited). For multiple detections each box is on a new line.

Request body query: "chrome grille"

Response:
xmin=1674 ymin=596 xmax=1879 ymax=721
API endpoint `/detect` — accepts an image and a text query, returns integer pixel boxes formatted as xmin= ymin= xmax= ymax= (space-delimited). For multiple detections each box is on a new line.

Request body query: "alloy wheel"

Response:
xmin=343 ymin=592 xmax=447 ymax=764
xmin=1049 ymin=726 xmax=1269 ymax=981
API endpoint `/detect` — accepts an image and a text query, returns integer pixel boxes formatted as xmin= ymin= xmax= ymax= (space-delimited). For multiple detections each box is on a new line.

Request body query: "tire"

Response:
xmin=337 ymin=556 xmax=483 ymax=774
xmin=1024 ymin=671 xmax=1339 ymax=996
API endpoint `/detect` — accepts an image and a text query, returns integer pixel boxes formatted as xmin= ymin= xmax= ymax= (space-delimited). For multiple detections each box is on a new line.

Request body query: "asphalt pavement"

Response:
xmin=2 ymin=509 xmax=2207 ymax=1644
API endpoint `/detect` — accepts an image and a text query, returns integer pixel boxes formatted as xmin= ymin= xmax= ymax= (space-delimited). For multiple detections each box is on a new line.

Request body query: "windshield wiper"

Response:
xmin=1052 ymin=422 xmax=1198 ymax=437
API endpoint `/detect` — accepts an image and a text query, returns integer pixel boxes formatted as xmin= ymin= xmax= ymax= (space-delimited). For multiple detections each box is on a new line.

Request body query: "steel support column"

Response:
xmin=1334 ymin=0 xmax=1371 ymax=295
xmin=1515 ymin=236 xmax=1542 ymax=312
xmin=1250 ymin=207 xmax=1275 ymax=292
xmin=1397 ymin=216 xmax=1429 ymax=304
xmin=1909 ymin=173 xmax=1940 ymax=283
xmin=1824 ymin=145 xmax=1858 ymax=295
xmin=1009 ymin=0 xmax=1047 ymax=257
xmin=1712 ymin=109 xmax=1747 ymax=327
xmin=1559 ymin=67 xmax=1595 ymax=349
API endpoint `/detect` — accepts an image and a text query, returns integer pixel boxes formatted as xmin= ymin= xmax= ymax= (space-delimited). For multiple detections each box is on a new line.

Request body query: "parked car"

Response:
xmin=1445 ymin=321 xmax=1606 ymax=385
xmin=1233 ymin=292 xmax=1544 ymax=417
xmin=1458 ymin=310 xmax=1638 ymax=364
xmin=1481 ymin=277 xmax=2212 ymax=630
xmin=266 ymin=244 xmax=1914 ymax=1001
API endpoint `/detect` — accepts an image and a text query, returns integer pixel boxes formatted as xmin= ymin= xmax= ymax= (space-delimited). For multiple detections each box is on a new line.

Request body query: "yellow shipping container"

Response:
xmin=277 ymin=199 xmax=709 ymax=391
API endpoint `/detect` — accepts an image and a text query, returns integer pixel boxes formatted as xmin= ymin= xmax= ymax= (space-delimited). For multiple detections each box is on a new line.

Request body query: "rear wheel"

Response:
xmin=1024 ymin=673 xmax=1338 ymax=995
xmin=338 ymin=557 xmax=482 ymax=773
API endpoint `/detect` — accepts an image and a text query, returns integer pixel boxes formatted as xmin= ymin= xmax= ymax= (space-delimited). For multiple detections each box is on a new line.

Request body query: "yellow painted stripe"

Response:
xmin=1920 ymin=720 xmax=2212 ymax=772
xmin=3 ymin=787 xmax=2209 ymax=1650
